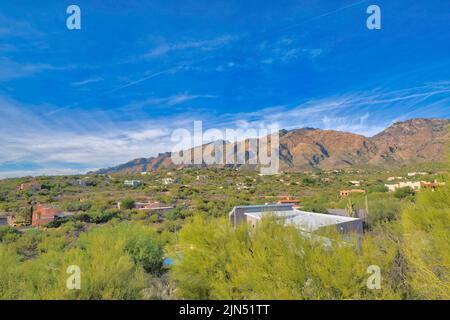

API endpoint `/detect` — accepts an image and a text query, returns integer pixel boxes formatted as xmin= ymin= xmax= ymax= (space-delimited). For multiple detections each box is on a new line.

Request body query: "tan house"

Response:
xmin=387 ymin=176 xmax=404 ymax=181
xmin=386 ymin=180 xmax=445 ymax=192
xmin=349 ymin=180 xmax=361 ymax=187
xmin=339 ymin=189 xmax=366 ymax=198
xmin=407 ymin=172 xmax=428 ymax=177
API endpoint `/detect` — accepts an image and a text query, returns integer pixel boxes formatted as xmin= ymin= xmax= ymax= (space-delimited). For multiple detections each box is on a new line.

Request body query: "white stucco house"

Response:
xmin=385 ymin=181 xmax=421 ymax=192
xmin=124 ymin=180 xmax=142 ymax=187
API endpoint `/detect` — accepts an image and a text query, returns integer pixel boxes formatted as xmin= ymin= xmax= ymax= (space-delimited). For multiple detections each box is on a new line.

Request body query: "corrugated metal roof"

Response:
xmin=232 ymin=204 xmax=361 ymax=231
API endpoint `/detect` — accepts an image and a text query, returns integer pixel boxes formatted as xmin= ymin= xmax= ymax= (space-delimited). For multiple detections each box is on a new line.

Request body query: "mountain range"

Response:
xmin=94 ymin=118 xmax=449 ymax=174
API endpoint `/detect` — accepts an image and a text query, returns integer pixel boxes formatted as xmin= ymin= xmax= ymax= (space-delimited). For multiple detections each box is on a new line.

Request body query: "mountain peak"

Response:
xmin=93 ymin=118 xmax=449 ymax=174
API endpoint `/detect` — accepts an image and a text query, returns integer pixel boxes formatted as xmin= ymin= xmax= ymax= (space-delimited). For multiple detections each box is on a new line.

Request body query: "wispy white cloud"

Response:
xmin=266 ymin=47 xmax=323 ymax=64
xmin=45 ymin=62 xmax=195 ymax=116
xmin=109 ymin=65 xmax=185 ymax=93
xmin=259 ymin=35 xmax=324 ymax=64
xmin=221 ymin=83 xmax=450 ymax=137
xmin=0 ymin=95 xmax=201 ymax=177
xmin=215 ymin=61 xmax=236 ymax=72
xmin=0 ymin=14 xmax=43 ymax=38
xmin=71 ymin=77 xmax=104 ymax=87
xmin=0 ymin=57 xmax=65 ymax=82
xmin=143 ymin=35 xmax=236 ymax=58
xmin=321 ymin=113 xmax=385 ymax=137
xmin=123 ymin=92 xmax=216 ymax=110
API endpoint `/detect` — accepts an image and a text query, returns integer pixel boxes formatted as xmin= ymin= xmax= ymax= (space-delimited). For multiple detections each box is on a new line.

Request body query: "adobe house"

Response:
xmin=339 ymin=189 xmax=366 ymax=198
xmin=420 ymin=180 xmax=446 ymax=191
xmin=32 ymin=205 xmax=65 ymax=227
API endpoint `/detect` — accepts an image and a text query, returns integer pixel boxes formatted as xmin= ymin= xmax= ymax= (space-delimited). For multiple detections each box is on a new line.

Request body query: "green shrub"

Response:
xmin=62 ymin=202 xmax=92 ymax=212
xmin=170 ymin=215 xmax=398 ymax=299
xmin=0 ymin=222 xmax=166 ymax=299
xmin=165 ymin=208 xmax=184 ymax=221
xmin=0 ymin=226 xmax=20 ymax=243
xmin=121 ymin=198 xmax=135 ymax=210
xmin=402 ymin=182 xmax=450 ymax=299
xmin=366 ymin=197 xmax=401 ymax=229
xmin=394 ymin=186 xmax=415 ymax=199
xmin=87 ymin=210 xmax=117 ymax=224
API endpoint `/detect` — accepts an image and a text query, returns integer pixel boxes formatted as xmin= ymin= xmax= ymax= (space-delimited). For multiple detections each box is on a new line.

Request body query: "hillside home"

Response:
xmin=136 ymin=202 xmax=173 ymax=212
xmin=385 ymin=181 xmax=421 ymax=192
xmin=339 ymin=189 xmax=366 ymax=198
xmin=420 ymin=180 xmax=446 ymax=191
xmin=387 ymin=176 xmax=404 ymax=181
xmin=384 ymin=180 xmax=446 ymax=192
xmin=349 ymin=181 xmax=361 ymax=187
xmin=229 ymin=204 xmax=363 ymax=236
xmin=118 ymin=201 xmax=173 ymax=212
xmin=32 ymin=205 xmax=68 ymax=227
xmin=71 ymin=179 xmax=87 ymax=187
xmin=161 ymin=178 xmax=177 ymax=185
xmin=19 ymin=182 xmax=41 ymax=192
xmin=70 ymin=179 xmax=95 ymax=187
xmin=407 ymin=172 xmax=428 ymax=177
xmin=0 ymin=215 xmax=7 ymax=226
xmin=124 ymin=180 xmax=142 ymax=187
xmin=236 ymin=182 xmax=251 ymax=190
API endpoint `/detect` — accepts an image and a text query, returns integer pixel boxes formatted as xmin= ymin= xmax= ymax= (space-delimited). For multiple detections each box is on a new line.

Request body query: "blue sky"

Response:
xmin=0 ymin=0 xmax=449 ymax=177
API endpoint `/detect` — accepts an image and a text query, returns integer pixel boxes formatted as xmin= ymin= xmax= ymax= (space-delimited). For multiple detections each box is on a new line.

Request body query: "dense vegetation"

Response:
xmin=0 ymin=222 xmax=167 ymax=299
xmin=170 ymin=176 xmax=448 ymax=300
xmin=0 ymin=163 xmax=448 ymax=299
